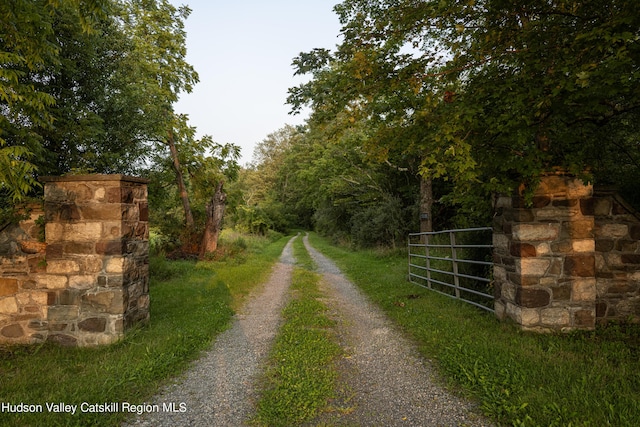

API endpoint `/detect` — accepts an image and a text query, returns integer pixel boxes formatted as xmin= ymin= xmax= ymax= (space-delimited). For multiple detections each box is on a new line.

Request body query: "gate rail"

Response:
xmin=408 ymin=227 xmax=494 ymax=312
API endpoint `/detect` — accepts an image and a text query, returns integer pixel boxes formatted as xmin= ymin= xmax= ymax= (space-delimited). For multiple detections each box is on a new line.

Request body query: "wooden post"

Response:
xmin=420 ymin=176 xmax=433 ymax=234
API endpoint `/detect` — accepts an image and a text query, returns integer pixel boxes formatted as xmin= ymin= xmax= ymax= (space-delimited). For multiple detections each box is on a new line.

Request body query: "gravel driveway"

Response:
xmin=123 ymin=236 xmax=297 ymax=427
xmin=303 ymin=235 xmax=493 ymax=426
xmin=124 ymin=235 xmax=493 ymax=426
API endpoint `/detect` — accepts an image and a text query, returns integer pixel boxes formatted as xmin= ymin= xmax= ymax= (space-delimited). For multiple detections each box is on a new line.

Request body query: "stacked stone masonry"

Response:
xmin=0 ymin=175 xmax=149 ymax=346
xmin=493 ymin=174 xmax=640 ymax=331
xmin=591 ymin=188 xmax=640 ymax=323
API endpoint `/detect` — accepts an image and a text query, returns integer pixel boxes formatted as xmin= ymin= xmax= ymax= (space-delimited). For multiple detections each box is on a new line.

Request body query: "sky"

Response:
xmin=169 ymin=0 xmax=343 ymax=165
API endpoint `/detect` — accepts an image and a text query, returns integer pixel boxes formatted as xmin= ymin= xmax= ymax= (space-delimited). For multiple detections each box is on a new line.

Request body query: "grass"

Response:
xmin=0 ymin=232 xmax=290 ymax=427
xmin=252 ymin=235 xmax=341 ymax=426
xmin=212 ymin=230 xmax=290 ymax=310
xmin=307 ymin=232 xmax=640 ymax=427
xmin=6 ymin=229 xmax=638 ymax=426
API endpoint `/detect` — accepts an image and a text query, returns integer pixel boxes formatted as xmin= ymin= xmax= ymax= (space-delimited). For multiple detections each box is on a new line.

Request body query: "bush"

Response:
xmin=350 ymin=195 xmax=409 ymax=248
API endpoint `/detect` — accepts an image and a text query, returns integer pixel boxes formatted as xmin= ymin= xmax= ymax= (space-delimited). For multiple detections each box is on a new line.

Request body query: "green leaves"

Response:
xmin=0 ymin=145 xmax=40 ymax=202
xmin=292 ymin=48 xmax=333 ymax=76
xmin=1 ymin=0 xmax=210 ymax=212
xmin=119 ymin=0 xmax=198 ymax=109
xmin=287 ymin=0 xmax=640 ymax=221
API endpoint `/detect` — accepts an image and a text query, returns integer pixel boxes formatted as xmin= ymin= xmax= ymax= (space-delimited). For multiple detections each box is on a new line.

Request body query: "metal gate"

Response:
xmin=408 ymin=227 xmax=494 ymax=312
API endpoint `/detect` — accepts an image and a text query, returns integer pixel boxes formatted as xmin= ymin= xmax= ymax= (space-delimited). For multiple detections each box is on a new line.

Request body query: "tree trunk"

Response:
xmin=168 ymin=129 xmax=194 ymax=229
xmin=200 ymin=181 xmax=226 ymax=259
xmin=420 ymin=175 xmax=433 ymax=233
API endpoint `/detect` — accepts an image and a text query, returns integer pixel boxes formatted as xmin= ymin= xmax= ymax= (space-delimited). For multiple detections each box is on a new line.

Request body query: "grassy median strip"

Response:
xmin=253 ymin=236 xmax=341 ymax=426
xmin=307 ymin=232 xmax=640 ymax=427
xmin=0 ymin=234 xmax=289 ymax=427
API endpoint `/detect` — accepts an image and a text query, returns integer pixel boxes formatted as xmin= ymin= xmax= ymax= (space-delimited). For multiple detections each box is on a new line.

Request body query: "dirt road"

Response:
xmin=124 ymin=235 xmax=492 ymax=426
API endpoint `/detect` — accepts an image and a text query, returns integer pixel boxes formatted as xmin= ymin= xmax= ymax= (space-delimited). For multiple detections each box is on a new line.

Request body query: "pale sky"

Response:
xmin=170 ymin=0 xmax=342 ymax=164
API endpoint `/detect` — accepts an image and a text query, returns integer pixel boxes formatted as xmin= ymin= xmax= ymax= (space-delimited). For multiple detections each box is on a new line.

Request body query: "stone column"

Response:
xmin=0 ymin=204 xmax=47 ymax=343
xmin=41 ymin=175 xmax=149 ymax=346
xmin=493 ymin=173 xmax=596 ymax=331
xmin=589 ymin=188 xmax=640 ymax=322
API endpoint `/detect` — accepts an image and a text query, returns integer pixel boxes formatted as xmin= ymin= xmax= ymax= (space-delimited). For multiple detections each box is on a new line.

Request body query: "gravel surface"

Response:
xmin=303 ymin=235 xmax=494 ymax=427
xmin=123 ymin=236 xmax=296 ymax=427
xmin=123 ymin=235 xmax=494 ymax=426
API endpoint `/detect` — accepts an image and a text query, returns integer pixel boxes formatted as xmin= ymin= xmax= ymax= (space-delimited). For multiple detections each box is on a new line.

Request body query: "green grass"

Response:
xmin=0 ymin=233 xmax=290 ymax=427
xmin=253 ymin=236 xmax=341 ymax=426
xmin=212 ymin=231 xmax=290 ymax=310
xmin=307 ymin=232 xmax=640 ymax=427
xmin=6 ymin=229 xmax=638 ymax=426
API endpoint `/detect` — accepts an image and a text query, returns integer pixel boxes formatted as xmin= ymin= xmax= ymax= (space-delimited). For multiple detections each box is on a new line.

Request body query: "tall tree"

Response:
xmin=0 ymin=0 xmax=109 ymax=201
xmin=289 ymin=0 xmax=640 ymax=219
xmin=165 ymin=115 xmax=196 ymax=228
xmin=118 ymin=0 xmax=199 ymax=226
xmin=1 ymin=0 xmax=200 ymax=206
xmin=36 ymin=0 xmax=150 ymax=176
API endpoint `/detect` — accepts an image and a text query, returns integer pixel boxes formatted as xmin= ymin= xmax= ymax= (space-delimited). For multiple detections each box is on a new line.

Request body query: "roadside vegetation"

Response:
xmin=253 ymin=236 xmax=342 ymax=426
xmin=308 ymin=233 xmax=640 ymax=427
xmin=0 ymin=232 xmax=287 ymax=427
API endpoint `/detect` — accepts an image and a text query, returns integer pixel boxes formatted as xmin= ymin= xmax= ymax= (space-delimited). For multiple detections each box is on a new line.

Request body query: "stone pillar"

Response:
xmin=0 ymin=204 xmax=47 ymax=343
xmin=589 ymin=188 xmax=640 ymax=323
xmin=493 ymin=174 xmax=596 ymax=331
xmin=41 ymin=175 xmax=149 ymax=346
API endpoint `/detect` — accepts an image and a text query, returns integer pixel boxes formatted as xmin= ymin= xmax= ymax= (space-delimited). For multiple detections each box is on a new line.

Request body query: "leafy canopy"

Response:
xmin=289 ymin=0 xmax=640 ymax=211
xmin=0 ymin=0 xmax=199 ymax=202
